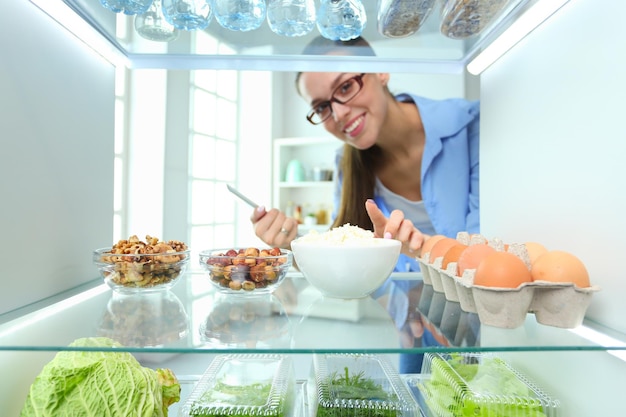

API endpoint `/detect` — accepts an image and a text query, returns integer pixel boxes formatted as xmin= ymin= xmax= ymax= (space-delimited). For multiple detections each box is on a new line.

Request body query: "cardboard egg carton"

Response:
xmin=416 ymin=255 xmax=434 ymax=286
xmin=418 ymin=234 xmax=600 ymax=329
xmin=464 ymin=271 xmax=600 ymax=329
xmin=440 ymin=262 xmax=461 ymax=302
xmin=425 ymin=232 xmax=499 ymax=308
xmin=417 ymin=253 xmax=445 ymax=293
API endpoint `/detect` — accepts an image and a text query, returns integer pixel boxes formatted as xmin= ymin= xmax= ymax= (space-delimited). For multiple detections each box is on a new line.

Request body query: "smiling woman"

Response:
xmin=305 ymin=72 xmax=367 ymax=125
xmin=252 ymin=36 xmax=481 ymax=279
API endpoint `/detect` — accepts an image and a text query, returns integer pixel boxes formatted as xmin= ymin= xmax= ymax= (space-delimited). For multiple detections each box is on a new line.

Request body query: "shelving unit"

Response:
xmin=272 ymin=137 xmax=340 ymax=232
xmin=1 ymin=273 xmax=625 ymax=416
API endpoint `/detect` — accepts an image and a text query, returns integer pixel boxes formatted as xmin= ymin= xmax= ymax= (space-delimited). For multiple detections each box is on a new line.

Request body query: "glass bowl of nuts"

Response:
xmin=93 ymin=235 xmax=190 ymax=293
xmin=199 ymin=247 xmax=292 ymax=295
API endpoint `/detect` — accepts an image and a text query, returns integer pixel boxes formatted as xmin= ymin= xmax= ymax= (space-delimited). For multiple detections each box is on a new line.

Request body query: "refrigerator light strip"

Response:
xmin=569 ymin=325 xmax=626 ymax=362
xmin=0 ymin=285 xmax=109 ymax=339
xmin=28 ymin=0 xmax=127 ymax=67
xmin=466 ymin=0 xmax=571 ymax=75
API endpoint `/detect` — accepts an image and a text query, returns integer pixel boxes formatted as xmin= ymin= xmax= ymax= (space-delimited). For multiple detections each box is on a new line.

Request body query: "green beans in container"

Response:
xmin=179 ymin=354 xmax=295 ymax=417
xmin=377 ymin=0 xmax=437 ymax=38
xmin=309 ymin=354 xmax=420 ymax=417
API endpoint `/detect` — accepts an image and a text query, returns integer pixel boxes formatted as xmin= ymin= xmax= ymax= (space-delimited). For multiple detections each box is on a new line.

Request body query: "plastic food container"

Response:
xmin=377 ymin=0 xmax=436 ymax=38
xmin=440 ymin=0 xmax=512 ymax=39
xmin=179 ymin=354 xmax=296 ymax=417
xmin=417 ymin=352 xmax=560 ymax=417
xmin=309 ymin=354 xmax=419 ymax=417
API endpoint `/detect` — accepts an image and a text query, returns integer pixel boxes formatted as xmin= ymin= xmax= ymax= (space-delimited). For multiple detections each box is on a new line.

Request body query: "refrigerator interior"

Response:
xmin=1 ymin=0 xmax=625 ymax=415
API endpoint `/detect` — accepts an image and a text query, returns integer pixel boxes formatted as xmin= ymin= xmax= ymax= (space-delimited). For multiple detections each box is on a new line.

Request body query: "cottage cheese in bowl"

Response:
xmin=296 ymin=224 xmax=378 ymax=245
xmin=291 ymin=224 xmax=401 ymax=299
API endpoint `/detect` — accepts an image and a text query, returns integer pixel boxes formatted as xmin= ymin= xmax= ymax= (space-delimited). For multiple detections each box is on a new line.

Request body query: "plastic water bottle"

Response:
xmin=316 ymin=0 xmax=367 ymax=41
xmin=161 ymin=0 xmax=213 ymax=31
xmin=267 ymin=0 xmax=316 ymax=37
xmin=100 ymin=0 xmax=153 ymax=15
xmin=214 ymin=0 xmax=267 ymax=32
xmin=135 ymin=0 xmax=180 ymax=41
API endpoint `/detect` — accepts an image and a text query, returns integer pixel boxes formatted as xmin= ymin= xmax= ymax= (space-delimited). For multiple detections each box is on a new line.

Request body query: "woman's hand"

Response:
xmin=250 ymin=206 xmax=298 ymax=249
xmin=365 ymin=199 xmax=427 ymax=256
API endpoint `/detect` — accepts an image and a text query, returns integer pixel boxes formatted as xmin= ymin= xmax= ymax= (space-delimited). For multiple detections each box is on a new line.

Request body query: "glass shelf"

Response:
xmin=279 ymin=181 xmax=334 ymax=187
xmin=1 ymin=271 xmax=624 ymax=355
xmin=49 ymin=0 xmax=536 ymax=71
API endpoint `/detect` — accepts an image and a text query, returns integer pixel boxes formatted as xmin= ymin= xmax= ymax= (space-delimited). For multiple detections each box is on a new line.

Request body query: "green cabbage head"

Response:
xmin=20 ymin=337 xmax=180 ymax=417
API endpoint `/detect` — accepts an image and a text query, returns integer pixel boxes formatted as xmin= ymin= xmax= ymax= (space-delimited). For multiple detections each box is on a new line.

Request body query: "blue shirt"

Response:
xmin=332 ymin=95 xmax=481 ymax=272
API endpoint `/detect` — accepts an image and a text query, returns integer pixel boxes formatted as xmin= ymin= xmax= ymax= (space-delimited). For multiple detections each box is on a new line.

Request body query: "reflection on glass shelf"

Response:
xmin=0 ymin=272 xmax=625 ymax=354
xmin=292 ymin=292 xmax=398 ymax=349
xmin=393 ymin=280 xmax=480 ymax=352
xmin=199 ymin=293 xmax=292 ymax=349
xmin=97 ymin=290 xmax=189 ymax=347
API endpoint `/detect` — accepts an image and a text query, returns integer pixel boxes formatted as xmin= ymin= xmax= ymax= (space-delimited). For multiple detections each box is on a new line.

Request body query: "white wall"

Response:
xmin=0 ymin=0 xmax=115 ymax=314
xmin=480 ymin=0 xmax=626 ymax=414
xmin=481 ymin=0 xmax=626 ymax=334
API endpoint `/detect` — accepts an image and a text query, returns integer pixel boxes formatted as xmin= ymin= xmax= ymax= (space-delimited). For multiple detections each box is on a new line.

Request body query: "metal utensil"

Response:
xmin=226 ymin=184 xmax=259 ymax=208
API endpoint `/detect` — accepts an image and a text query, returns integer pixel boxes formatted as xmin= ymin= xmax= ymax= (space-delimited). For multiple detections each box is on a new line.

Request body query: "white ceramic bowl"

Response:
xmin=290 ymin=238 xmax=401 ymax=299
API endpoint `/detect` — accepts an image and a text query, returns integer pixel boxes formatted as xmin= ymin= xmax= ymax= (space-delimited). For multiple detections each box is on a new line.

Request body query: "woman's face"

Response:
xmin=298 ymin=71 xmax=390 ymax=149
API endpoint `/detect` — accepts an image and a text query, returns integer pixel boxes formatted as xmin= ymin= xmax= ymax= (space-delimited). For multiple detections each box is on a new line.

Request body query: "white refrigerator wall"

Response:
xmin=480 ymin=0 xmax=626 ymax=333
xmin=480 ymin=1 xmax=626 ymax=414
xmin=0 ymin=0 xmax=115 ymax=315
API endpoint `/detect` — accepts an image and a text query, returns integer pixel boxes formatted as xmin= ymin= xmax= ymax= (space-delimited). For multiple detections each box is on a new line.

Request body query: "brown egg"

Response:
xmin=428 ymin=237 xmax=459 ymax=264
xmin=420 ymin=234 xmax=446 ymax=259
xmin=524 ymin=242 xmax=549 ymax=265
xmin=442 ymin=243 xmax=469 ymax=272
xmin=474 ymin=252 xmax=533 ymax=288
xmin=457 ymin=244 xmax=497 ymax=276
xmin=531 ymin=250 xmax=590 ymax=287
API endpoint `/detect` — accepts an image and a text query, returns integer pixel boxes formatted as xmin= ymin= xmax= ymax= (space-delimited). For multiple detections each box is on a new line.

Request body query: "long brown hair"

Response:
xmin=332 ymin=144 xmax=383 ymax=231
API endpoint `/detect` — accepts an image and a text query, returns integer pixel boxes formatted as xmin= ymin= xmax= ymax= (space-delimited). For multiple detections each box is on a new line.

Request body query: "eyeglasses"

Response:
xmin=306 ymin=73 xmax=366 ymax=125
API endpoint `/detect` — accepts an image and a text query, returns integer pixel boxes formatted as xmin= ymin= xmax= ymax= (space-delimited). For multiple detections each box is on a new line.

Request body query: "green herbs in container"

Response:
xmin=179 ymin=354 xmax=295 ymax=417
xmin=310 ymin=354 xmax=419 ymax=417
xmin=418 ymin=353 xmax=560 ymax=417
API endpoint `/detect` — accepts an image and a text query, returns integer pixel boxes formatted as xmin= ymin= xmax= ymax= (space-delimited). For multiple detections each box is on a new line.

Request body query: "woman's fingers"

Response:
xmin=269 ymin=215 xmax=297 ymax=246
xmin=365 ymin=199 xmax=387 ymax=238
xmin=366 ymin=201 xmax=426 ymax=256
xmin=252 ymin=207 xmax=296 ymax=248
xmin=407 ymin=227 xmax=426 ymax=254
xmin=386 ymin=209 xmax=405 ymax=236
xmin=392 ymin=216 xmax=423 ymax=255
xmin=250 ymin=206 xmax=267 ymax=222
xmin=395 ymin=217 xmax=414 ymax=244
